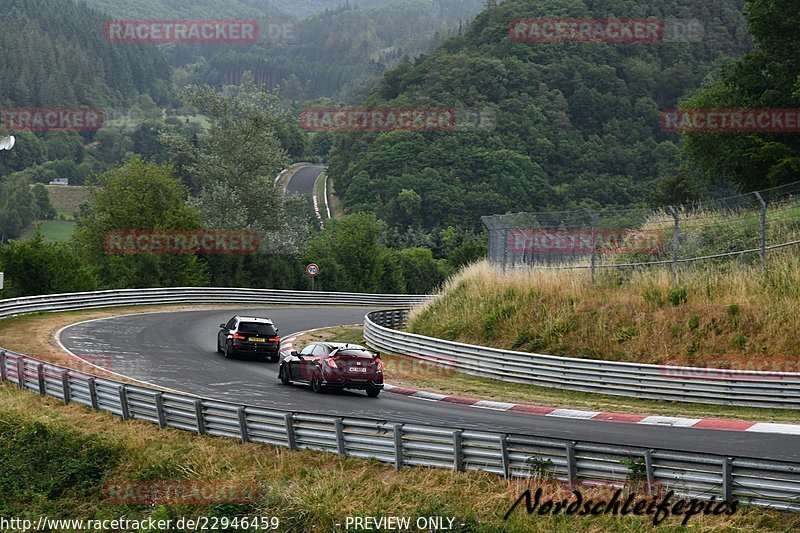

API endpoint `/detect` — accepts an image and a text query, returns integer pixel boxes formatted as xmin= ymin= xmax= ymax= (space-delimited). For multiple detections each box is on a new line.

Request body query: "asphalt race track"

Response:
xmin=58 ymin=307 xmax=800 ymax=461
xmin=285 ymin=164 xmax=325 ymax=196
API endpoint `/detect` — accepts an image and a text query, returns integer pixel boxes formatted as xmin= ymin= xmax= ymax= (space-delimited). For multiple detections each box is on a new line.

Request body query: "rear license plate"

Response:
xmin=349 ymin=367 xmax=368 ymax=373
xmin=248 ymin=337 xmax=265 ymax=342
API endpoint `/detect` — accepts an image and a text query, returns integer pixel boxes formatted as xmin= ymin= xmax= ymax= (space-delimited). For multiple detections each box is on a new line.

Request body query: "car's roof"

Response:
xmin=236 ymin=316 xmax=273 ymax=324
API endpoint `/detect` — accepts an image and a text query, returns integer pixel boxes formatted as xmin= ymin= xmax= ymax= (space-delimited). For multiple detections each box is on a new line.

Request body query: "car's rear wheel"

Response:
xmin=224 ymin=342 xmax=235 ymax=359
xmin=279 ymin=365 xmax=291 ymax=385
xmin=311 ymin=372 xmax=325 ymax=393
xmin=366 ymin=386 xmax=381 ymax=398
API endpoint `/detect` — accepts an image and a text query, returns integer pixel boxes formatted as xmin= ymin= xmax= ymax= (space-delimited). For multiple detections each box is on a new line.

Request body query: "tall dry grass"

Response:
xmin=409 ymin=255 xmax=800 ymax=369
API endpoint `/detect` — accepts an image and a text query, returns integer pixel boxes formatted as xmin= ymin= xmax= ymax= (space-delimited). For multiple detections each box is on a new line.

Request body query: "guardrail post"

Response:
xmin=755 ymin=191 xmax=767 ymax=268
xmin=393 ymin=423 xmax=404 ymax=470
xmin=154 ymin=392 xmax=166 ymax=428
xmin=86 ymin=378 xmax=99 ymax=409
xmin=667 ymin=206 xmax=679 ymax=284
xmin=284 ymin=413 xmax=296 ymax=450
xmin=334 ymin=417 xmax=346 ymax=456
xmin=566 ymin=442 xmax=577 ymax=490
xmin=16 ymin=358 xmax=25 ymax=389
xmin=500 ymin=434 xmax=510 ymax=479
xmin=61 ymin=371 xmax=71 ymax=404
xmin=88 ymin=378 xmax=98 ymax=409
xmin=36 ymin=363 xmax=45 ymax=395
xmin=722 ymin=457 xmax=733 ymax=502
xmin=0 ymin=350 xmax=7 ymax=382
xmin=194 ymin=399 xmax=206 ymax=435
xmin=118 ymin=385 xmax=130 ymax=420
xmin=237 ymin=406 xmax=249 ymax=444
xmin=644 ymin=450 xmax=656 ymax=496
xmin=453 ymin=430 xmax=464 ymax=472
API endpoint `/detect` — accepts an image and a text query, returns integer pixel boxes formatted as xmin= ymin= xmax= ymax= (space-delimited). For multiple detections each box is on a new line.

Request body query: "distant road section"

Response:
xmin=285 ymin=164 xmax=325 ymax=196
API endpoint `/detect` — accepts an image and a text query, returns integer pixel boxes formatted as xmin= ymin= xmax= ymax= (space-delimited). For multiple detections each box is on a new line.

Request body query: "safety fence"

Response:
xmin=482 ymin=180 xmax=800 ymax=281
xmin=364 ymin=310 xmax=800 ymax=410
xmin=1 ymin=349 xmax=799 ymax=512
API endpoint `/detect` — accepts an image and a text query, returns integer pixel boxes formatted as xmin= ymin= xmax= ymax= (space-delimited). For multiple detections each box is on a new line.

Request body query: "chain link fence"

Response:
xmin=482 ymin=181 xmax=800 ymax=281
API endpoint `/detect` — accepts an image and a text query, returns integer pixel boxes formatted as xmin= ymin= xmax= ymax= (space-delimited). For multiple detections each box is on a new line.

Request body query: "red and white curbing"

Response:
xmin=382 ymin=384 xmax=800 ymax=436
xmin=280 ymin=332 xmax=800 ymax=436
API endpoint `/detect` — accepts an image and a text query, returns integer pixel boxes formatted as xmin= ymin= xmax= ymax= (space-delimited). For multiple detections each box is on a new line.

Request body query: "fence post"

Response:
xmin=88 ymin=378 xmax=99 ymax=409
xmin=0 ymin=350 xmax=6 ymax=382
xmin=334 ymin=417 xmax=346 ymax=456
xmin=36 ymin=363 xmax=45 ymax=395
xmin=566 ymin=441 xmax=578 ymax=490
xmin=644 ymin=450 xmax=656 ymax=496
xmin=722 ymin=457 xmax=733 ymax=502
xmin=154 ymin=392 xmax=165 ymax=428
xmin=194 ymin=399 xmax=206 ymax=435
xmin=754 ymin=191 xmax=766 ymax=268
xmin=284 ymin=413 xmax=296 ymax=450
xmin=667 ymin=206 xmax=679 ymax=284
xmin=61 ymin=371 xmax=71 ymax=404
xmin=502 ymin=228 xmax=509 ymax=272
xmin=16 ymin=358 xmax=25 ymax=388
xmin=500 ymin=434 xmax=510 ymax=479
xmin=118 ymin=385 xmax=130 ymax=420
xmin=237 ymin=406 xmax=249 ymax=444
xmin=393 ymin=423 xmax=404 ymax=470
xmin=585 ymin=210 xmax=598 ymax=284
xmin=453 ymin=430 xmax=464 ymax=472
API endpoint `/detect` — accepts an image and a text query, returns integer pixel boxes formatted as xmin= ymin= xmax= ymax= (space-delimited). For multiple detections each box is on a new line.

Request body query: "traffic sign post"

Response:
xmin=306 ymin=263 xmax=319 ymax=290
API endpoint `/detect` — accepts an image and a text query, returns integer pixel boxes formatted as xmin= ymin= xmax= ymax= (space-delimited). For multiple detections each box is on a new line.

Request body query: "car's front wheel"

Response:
xmin=311 ymin=371 xmax=325 ymax=393
xmin=279 ymin=365 xmax=291 ymax=385
xmin=366 ymin=386 xmax=381 ymax=398
xmin=216 ymin=338 xmax=223 ymax=353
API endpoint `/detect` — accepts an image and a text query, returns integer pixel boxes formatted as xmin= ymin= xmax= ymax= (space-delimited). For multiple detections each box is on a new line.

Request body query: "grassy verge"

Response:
xmin=314 ymin=171 xmax=330 ymax=221
xmin=1 ymin=380 xmax=797 ymax=531
xmin=327 ymin=175 xmax=346 ymax=219
xmin=408 ymin=259 xmax=800 ymax=371
xmin=290 ymin=326 xmax=800 ymax=423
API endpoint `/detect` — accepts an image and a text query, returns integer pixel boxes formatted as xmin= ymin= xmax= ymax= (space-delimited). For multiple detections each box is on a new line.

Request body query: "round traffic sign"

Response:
xmin=306 ymin=263 xmax=319 ymax=277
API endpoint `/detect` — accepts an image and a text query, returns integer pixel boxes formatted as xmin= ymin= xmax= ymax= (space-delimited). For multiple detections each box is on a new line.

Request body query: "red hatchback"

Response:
xmin=278 ymin=342 xmax=384 ymax=397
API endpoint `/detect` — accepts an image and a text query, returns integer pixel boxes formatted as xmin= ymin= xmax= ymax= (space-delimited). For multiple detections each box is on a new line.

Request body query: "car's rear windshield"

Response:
xmin=238 ymin=322 xmax=277 ymax=336
xmin=337 ymin=349 xmax=372 ymax=357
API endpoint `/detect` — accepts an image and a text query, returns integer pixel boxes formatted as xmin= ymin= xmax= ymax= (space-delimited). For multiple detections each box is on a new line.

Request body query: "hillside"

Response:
xmin=327 ymin=0 xmax=753 ymax=231
xmin=0 ymin=0 xmax=171 ymax=108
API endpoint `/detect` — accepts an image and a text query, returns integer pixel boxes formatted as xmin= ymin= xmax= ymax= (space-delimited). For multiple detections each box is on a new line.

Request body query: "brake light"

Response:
xmin=269 ymin=336 xmax=280 ymax=342
xmin=326 ymin=358 xmax=339 ymax=368
xmin=232 ymin=333 xmax=246 ymax=340
xmin=375 ymin=359 xmax=384 ymax=371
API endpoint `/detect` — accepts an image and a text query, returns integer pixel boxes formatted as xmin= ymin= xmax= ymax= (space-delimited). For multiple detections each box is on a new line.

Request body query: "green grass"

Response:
xmin=19 ymin=220 xmax=76 ymax=242
xmin=44 ymin=184 xmax=88 ymax=215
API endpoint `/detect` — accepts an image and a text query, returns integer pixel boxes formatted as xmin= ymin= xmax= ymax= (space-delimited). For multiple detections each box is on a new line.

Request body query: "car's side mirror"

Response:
xmin=291 ymin=350 xmax=300 ymax=357
xmin=219 ymin=323 xmax=226 ymax=328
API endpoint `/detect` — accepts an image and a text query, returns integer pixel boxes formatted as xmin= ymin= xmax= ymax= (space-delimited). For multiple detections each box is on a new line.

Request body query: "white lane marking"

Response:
xmin=410 ymin=391 xmax=448 ymax=401
xmin=473 ymin=400 xmax=515 ymax=411
xmin=746 ymin=423 xmax=800 ymax=435
xmin=547 ymin=409 xmax=602 ymax=419
xmin=638 ymin=416 xmax=702 ymax=427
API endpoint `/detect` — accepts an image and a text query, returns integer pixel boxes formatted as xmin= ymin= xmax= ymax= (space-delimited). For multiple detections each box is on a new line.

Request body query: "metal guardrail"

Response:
xmin=364 ymin=310 xmax=800 ymax=410
xmin=1 ymin=348 xmax=799 ymax=512
xmin=0 ymin=287 xmax=432 ymax=320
